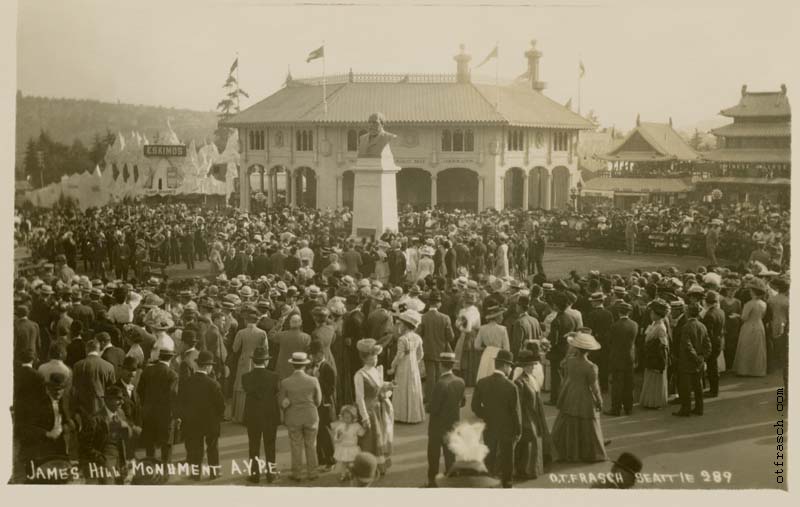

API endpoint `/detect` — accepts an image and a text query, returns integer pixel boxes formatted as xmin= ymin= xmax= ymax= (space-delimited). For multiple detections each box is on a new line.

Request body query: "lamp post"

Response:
xmin=570 ymin=187 xmax=577 ymax=211
xmin=576 ymin=180 xmax=583 ymax=212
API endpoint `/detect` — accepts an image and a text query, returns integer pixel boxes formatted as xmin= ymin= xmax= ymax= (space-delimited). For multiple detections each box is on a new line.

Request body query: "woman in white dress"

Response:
xmin=374 ymin=243 xmax=390 ymax=285
xmin=475 ymin=304 xmax=511 ymax=382
xmin=416 ymin=246 xmax=436 ymax=282
xmin=389 ymin=310 xmax=425 ymax=424
xmin=733 ymin=282 xmax=768 ymax=377
xmin=494 ymin=234 xmax=510 ymax=278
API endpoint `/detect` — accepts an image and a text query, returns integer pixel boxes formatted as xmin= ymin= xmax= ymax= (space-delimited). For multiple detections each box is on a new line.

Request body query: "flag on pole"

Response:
xmin=306 ymin=45 xmax=324 ymax=63
xmin=475 ymin=45 xmax=498 ymax=69
xmin=579 ymin=60 xmax=585 ymax=78
xmin=229 ymin=57 xmax=238 ymax=74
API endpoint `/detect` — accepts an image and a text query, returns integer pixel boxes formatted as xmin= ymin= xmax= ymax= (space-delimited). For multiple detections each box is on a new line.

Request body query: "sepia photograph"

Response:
xmin=3 ymin=0 xmax=795 ymax=494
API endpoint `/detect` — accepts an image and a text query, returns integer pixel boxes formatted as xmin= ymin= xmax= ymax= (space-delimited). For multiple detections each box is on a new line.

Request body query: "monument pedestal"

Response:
xmin=351 ymin=154 xmax=399 ymax=238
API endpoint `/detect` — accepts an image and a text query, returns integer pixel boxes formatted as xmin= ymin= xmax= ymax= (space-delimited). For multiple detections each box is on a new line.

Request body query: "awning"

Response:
xmin=582 ymin=189 xmax=614 ymax=198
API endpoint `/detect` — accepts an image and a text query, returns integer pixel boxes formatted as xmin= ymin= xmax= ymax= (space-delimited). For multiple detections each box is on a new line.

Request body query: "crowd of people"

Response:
xmin=11 ymin=198 xmax=789 ymax=487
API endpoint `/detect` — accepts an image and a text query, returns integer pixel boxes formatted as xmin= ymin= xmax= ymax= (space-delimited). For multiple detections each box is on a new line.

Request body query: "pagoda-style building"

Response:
xmin=584 ymin=117 xmax=698 ymax=209
xmin=700 ymin=85 xmax=790 ymax=205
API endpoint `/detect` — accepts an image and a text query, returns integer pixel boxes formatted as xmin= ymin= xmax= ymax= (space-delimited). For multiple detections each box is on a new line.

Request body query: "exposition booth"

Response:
xmin=23 ymin=125 xmax=240 ymax=210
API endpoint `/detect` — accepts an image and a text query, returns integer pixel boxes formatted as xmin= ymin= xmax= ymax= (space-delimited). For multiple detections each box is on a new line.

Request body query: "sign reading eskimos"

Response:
xmin=143 ymin=145 xmax=187 ymax=157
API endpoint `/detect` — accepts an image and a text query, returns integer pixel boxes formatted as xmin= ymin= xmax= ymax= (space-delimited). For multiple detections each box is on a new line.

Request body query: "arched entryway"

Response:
xmin=268 ymin=165 xmax=289 ymax=206
xmin=397 ymin=167 xmax=431 ymax=210
xmin=437 ymin=168 xmax=478 ymax=212
xmin=528 ymin=166 xmax=549 ymax=209
xmin=504 ymin=167 xmax=525 ymax=209
xmin=342 ymin=170 xmax=354 ymax=210
xmin=293 ymin=166 xmax=317 ymax=208
xmin=552 ymin=166 xmax=571 ymax=210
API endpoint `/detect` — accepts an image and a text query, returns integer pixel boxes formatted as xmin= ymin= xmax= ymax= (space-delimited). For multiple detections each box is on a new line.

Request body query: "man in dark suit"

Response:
xmin=425 ymin=352 xmax=465 ymax=487
xmin=71 ymin=339 xmax=116 ymax=423
xmin=179 ymin=351 xmax=226 ymax=480
xmin=14 ymin=349 xmax=44 ymax=408
xmin=115 ymin=357 xmax=142 ymax=449
xmin=674 ymin=303 xmax=710 ymax=417
xmin=251 ymin=245 xmax=271 ymax=278
xmin=137 ymin=348 xmax=180 ymax=463
xmin=270 ymin=314 xmax=312 ymax=380
xmin=68 ymin=292 xmax=95 ymax=329
xmin=99 ymin=332 xmax=126 ymax=378
xmin=584 ymin=292 xmax=614 ymax=393
xmin=309 ymin=340 xmax=337 ymax=471
xmin=79 ymin=385 xmax=135 ymax=484
xmin=269 ymin=247 xmax=288 ymax=276
xmin=15 ymin=372 xmax=74 ymax=483
xmin=340 ymin=294 xmax=365 ymax=404
xmin=702 ymin=291 xmax=725 ymax=398
xmin=513 ymin=349 xmax=551 ymax=480
xmin=443 ymin=241 xmax=457 ymax=281
xmin=14 ymin=304 xmax=41 ymax=366
xmin=419 ymin=290 xmax=455 ymax=403
xmin=546 ymin=292 xmax=575 ymax=404
xmin=606 ymin=302 xmax=638 ymax=416
xmin=242 ymin=346 xmax=281 ymax=483
xmin=471 ymin=349 xmax=521 ymax=488
xmin=365 ymin=294 xmax=395 ymax=371
xmin=65 ymin=321 xmax=87 ymax=369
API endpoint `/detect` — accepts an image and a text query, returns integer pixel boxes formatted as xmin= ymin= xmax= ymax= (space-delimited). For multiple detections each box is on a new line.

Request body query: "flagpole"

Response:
xmin=322 ymin=41 xmax=328 ymax=114
xmin=495 ymin=41 xmax=500 ymax=111
xmin=577 ymin=54 xmax=581 ymax=116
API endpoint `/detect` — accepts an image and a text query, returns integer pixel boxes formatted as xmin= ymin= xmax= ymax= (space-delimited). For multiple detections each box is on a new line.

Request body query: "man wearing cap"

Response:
xmin=546 ymin=292 xmax=576 ymax=405
xmin=606 ymin=302 xmax=638 ymax=416
xmin=513 ymin=349 xmax=552 ymax=480
xmin=137 ymin=346 xmax=180 ymax=464
xmin=241 ymin=346 xmax=281 ymax=483
xmin=702 ymin=291 xmax=725 ymax=398
xmin=510 ymin=296 xmax=541 ymax=358
xmin=419 ymin=290 xmax=455 ymax=403
xmin=271 ymin=314 xmax=312 ymax=380
xmin=673 ymin=303 xmax=710 ymax=417
xmin=280 ymin=352 xmax=322 ymax=481
xmin=179 ymin=351 xmax=226 ymax=480
xmin=471 ymin=349 xmax=521 ymax=488
xmin=79 ymin=385 xmax=135 ymax=484
xmin=424 ymin=351 xmax=464 ymax=487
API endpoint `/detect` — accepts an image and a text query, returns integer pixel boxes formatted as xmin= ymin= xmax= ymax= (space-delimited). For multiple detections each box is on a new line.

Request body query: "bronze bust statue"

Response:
xmin=357 ymin=112 xmax=397 ymax=158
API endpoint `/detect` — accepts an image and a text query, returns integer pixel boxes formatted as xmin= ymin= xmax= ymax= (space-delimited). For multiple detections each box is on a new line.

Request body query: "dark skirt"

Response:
xmin=357 ymin=400 xmax=393 ymax=473
xmin=550 ymin=412 xmax=606 ymax=463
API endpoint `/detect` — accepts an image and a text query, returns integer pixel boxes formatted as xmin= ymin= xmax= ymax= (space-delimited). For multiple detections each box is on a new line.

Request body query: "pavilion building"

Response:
xmin=585 ymin=117 xmax=699 ymax=209
xmin=222 ymin=41 xmax=594 ymax=212
xmin=699 ymin=85 xmax=790 ymax=205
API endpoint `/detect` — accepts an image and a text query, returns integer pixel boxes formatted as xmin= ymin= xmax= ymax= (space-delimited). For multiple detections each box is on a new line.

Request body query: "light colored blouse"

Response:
xmin=354 ymin=365 xmax=385 ymax=421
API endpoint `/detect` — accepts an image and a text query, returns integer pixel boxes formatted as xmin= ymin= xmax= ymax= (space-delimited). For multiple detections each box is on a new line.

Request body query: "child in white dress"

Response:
xmin=332 ymin=405 xmax=366 ymax=481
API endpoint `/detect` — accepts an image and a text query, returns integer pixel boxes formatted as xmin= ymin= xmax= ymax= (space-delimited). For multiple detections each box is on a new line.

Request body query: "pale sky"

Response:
xmin=16 ymin=0 xmax=798 ymax=130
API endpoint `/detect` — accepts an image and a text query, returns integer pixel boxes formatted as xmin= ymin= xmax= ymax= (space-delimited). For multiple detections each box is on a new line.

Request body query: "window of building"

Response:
xmin=441 ymin=128 xmax=475 ymax=152
xmin=347 ymin=129 xmax=367 ymax=152
xmin=553 ymin=131 xmax=569 ymax=152
xmin=296 ymin=129 xmax=314 ymax=151
xmin=507 ymin=129 xmax=524 ymax=151
xmin=249 ymin=130 xmax=265 ymax=150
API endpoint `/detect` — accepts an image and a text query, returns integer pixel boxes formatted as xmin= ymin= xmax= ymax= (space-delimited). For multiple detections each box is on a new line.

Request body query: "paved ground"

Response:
xmin=159 ymin=369 xmax=786 ymax=490
xmin=161 ymin=246 xmax=717 ymax=281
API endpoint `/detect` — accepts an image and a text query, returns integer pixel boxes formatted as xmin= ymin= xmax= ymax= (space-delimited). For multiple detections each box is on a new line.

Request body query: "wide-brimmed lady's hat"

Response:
xmin=144 ymin=309 xmax=175 ymax=331
xmin=288 ymin=352 xmax=311 ymax=365
xmin=648 ymin=298 xmax=670 ymax=316
xmin=567 ymin=331 xmax=601 ymax=351
xmin=397 ymin=309 xmax=422 ymax=329
xmin=356 ymin=338 xmax=383 ymax=356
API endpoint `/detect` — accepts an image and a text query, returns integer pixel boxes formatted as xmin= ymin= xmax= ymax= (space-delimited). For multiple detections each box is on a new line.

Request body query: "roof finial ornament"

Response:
xmin=741 ymin=84 xmax=747 ymax=96
xmin=349 ymin=68 xmax=354 ymax=83
xmin=669 ymin=116 xmax=673 ymax=127
xmin=530 ymin=39 xmax=537 ymax=49
xmin=459 ymin=43 xmax=466 ymax=54
xmin=781 ymin=83 xmax=787 ymax=95
xmin=285 ymin=65 xmax=293 ymax=85
xmin=636 ymin=113 xmax=640 ymax=126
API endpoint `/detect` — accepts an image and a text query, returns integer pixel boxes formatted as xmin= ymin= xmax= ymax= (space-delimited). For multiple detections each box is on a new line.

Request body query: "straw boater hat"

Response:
xmin=567 ymin=331 xmax=601 ymax=351
xmin=288 ymin=352 xmax=311 ymax=365
xmin=589 ymin=292 xmax=604 ymax=302
xmin=484 ymin=304 xmax=506 ymax=321
xmin=356 ymin=338 xmax=383 ymax=356
xmin=437 ymin=351 xmax=457 ymax=364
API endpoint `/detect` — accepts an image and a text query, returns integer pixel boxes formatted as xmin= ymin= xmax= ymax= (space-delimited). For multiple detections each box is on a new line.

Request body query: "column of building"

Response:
xmin=430 ymin=174 xmax=438 ymax=207
xmin=522 ymin=171 xmax=530 ymax=210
